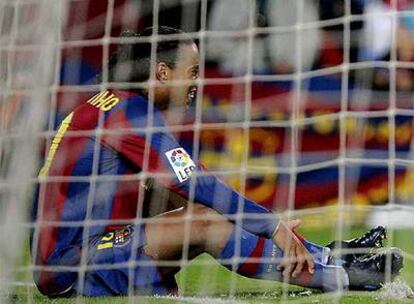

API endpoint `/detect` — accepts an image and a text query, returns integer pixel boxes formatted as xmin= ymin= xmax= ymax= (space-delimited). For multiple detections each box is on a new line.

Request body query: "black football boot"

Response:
xmin=344 ymin=247 xmax=403 ymax=291
xmin=326 ymin=226 xmax=387 ymax=262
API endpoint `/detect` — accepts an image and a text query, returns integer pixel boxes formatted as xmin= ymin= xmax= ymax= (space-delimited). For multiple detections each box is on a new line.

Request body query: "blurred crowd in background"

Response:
xmin=1 ymin=0 xmax=414 ymax=218
xmin=58 ymin=0 xmax=414 ymax=91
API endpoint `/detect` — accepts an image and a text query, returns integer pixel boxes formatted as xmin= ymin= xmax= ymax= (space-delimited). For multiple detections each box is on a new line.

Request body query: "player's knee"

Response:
xmin=33 ymin=269 xmax=74 ymax=297
xmin=191 ymin=203 xmax=218 ymax=216
xmin=192 ymin=204 xmax=220 ymax=226
xmin=191 ymin=204 xmax=230 ymax=234
xmin=190 ymin=204 xmax=234 ymax=255
xmin=32 ymin=247 xmax=79 ymax=297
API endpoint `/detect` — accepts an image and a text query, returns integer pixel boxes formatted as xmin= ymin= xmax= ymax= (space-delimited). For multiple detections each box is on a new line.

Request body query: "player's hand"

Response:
xmin=272 ymin=219 xmax=315 ymax=279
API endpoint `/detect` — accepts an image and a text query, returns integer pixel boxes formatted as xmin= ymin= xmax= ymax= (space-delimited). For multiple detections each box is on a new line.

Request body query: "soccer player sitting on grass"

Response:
xmin=31 ymin=26 xmax=403 ymax=297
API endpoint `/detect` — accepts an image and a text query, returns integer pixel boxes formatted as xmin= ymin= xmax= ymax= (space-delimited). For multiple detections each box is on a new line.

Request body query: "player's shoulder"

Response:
xmin=84 ymin=89 xmax=164 ymax=128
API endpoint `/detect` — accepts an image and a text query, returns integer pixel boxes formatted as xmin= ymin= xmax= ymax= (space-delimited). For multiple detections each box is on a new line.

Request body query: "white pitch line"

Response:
xmin=154 ymin=295 xmax=247 ymax=304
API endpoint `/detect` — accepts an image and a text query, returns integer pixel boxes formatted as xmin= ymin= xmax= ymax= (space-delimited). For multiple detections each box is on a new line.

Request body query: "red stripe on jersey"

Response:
xmin=37 ymin=134 xmax=91 ymax=292
xmin=38 ymin=106 xmax=100 ymax=263
xmin=108 ymin=176 xmax=140 ymax=229
xmin=71 ymin=102 xmax=101 ymax=129
xmin=36 ymin=106 xmax=101 ymax=292
xmin=238 ymin=237 xmax=265 ymax=276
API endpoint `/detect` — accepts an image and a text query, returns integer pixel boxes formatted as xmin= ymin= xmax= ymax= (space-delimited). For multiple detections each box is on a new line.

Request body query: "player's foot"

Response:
xmin=344 ymin=247 xmax=403 ymax=291
xmin=326 ymin=226 xmax=387 ymax=262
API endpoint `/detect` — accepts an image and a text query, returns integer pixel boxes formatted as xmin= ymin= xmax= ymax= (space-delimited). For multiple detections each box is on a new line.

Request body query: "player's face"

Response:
xmin=168 ymin=43 xmax=199 ymax=111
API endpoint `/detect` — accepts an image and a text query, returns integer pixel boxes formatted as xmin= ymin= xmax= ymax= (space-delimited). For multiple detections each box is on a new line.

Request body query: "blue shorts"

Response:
xmin=73 ymin=225 xmax=177 ymax=296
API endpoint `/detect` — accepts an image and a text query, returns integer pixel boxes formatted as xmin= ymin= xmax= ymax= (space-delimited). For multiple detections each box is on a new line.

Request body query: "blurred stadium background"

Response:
xmin=4 ymin=0 xmax=412 ymax=220
xmin=1 ymin=0 xmax=414 ymax=302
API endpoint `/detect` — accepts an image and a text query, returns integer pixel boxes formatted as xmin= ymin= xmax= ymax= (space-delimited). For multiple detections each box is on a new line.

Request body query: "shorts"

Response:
xmin=62 ymin=225 xmax=177 ymax=297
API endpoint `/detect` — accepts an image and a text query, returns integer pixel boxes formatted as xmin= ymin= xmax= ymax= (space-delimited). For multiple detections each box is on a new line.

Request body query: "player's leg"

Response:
xmin=79 ymin=204 xmax=343 ymax=296
xmin=146 ymin=187 xmax=386 ymax=276
xmin=210 ymin=220 xmax=348 ymax=291
xmin=143 ymin=204 xmax=234 ymax=260
xmin=144 ymin=204 xmax=402 ymax=292
xmin=143 ymin=204 xmax=349 ymax=292
xmin=77 ymin=204 xmax=401 ymax=296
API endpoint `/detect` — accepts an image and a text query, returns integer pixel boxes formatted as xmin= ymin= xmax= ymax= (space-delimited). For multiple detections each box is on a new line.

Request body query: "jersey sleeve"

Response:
xmin=102 ymin=102 xmax=279 ymax=239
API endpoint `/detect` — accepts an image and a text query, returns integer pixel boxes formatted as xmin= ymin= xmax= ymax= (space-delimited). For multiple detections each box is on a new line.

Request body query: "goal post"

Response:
xmin=0 ymin=0 xmax=68 ymax=298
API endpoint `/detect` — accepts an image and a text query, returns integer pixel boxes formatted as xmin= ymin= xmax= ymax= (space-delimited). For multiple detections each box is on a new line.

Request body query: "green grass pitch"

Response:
xmin=9 ymin=225 xmax=414 ymax=303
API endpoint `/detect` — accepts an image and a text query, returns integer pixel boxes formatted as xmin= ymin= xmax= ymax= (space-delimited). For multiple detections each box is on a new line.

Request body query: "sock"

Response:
xmin=295 ymin=231 xmax=346 ymax=266
xmin=218 ymin=227 xmax=349 ymax=291
xmin=218 ymin=227 xmax=282 ymax=280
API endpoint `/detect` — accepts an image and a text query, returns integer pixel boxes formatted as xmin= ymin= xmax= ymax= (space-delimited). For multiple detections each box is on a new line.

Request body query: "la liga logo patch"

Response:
xmin=170 ymin=149 xmax=191 ymax=167
xmin=165 ymin=148 xmax=196 ymax=182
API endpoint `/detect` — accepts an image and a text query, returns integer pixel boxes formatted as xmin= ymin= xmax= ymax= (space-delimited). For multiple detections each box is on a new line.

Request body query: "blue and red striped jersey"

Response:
xmin=32 ymin=90 xmax=278 ymax=269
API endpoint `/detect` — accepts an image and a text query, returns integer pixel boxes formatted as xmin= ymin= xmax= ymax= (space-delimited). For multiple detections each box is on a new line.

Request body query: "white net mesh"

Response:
xmin=0 ymin=0 xmax=67 ymax=300
xmin=1 ymin=0 xmax=414 ymax=303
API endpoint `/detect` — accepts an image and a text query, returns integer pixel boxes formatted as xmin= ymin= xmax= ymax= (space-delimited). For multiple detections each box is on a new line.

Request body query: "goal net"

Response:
xmin=1 ymin=0 xmax=413 ymax=302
